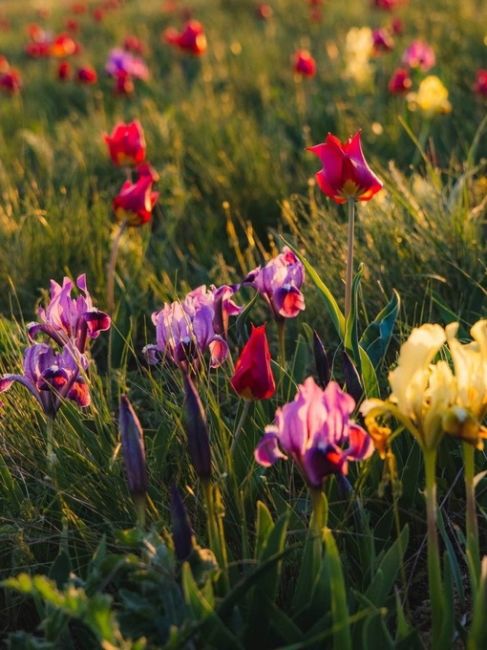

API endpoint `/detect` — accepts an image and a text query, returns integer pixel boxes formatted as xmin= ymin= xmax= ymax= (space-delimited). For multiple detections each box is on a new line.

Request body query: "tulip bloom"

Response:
xmin=104 ymin=121 xmax=146 ymax=166
xmin=372 ymin=28 xmax=394 ymax=54
xmin=293 ymin=50 xmax=317 ymax=77
xmin=27 ymin=274 xmax=111 ymax=353
xmin=244 ymin=247 xmax=305 ymax=319
xmin=58 ymin=61 xmax=71 ymax=81
xmin=143 ymin=285 xmax=241 ymax=369
xmin=0 ymin=343 xmax=90 ymax=418
xmin=50 ymin=33 xmax=78 ymax=58
xmin=402 ymin=41 xmax=436 ymax=71
xmin=373 ymin=0 xmax=407 ymax=8
xmin=255 ymin=378 xmax=372 ymax=488
xmin=407 ymin=76 xmax=451 ymax=116
xmin=256 ymin=4 xmax=273 ymax=20
xmin=231 ymin=325 xmax=276 ymax=400
xmin=77 ymin=65 xmax=97 ymax=84
xmin=473 ymin=69 xmax=487 ymax=97
xmin=164 ymin=20 xmax=207 ymax=56
xmin=388 ymin=67 xmax=412 ymax=94
xmin=307 ymin=131 xmax=383 ymax=204
xmin=0 ymin=69 xmax=22 ymax=94
xmin=113 ymin=174 xmax=159 ymax=226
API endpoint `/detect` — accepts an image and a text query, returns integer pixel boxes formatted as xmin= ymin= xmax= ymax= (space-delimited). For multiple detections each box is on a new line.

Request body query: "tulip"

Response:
xmin=119 ymin=395 xmax=148 ymax=526
xmin=372 ymin=28 xmax=394 ymax=55
xmin=114 ymin=71 xmax=134 ymax=96
xmin=0 ymin=69 xmax=22 ymax=94
xmin=373 ymin=0 xmax=407 ymax=8
xmin=256 ymin=4 xmax=273 ymax=20
xmin=50 ymin=34 xmax=78 ymax=58
xmin=123 ymin=35 xmax=146 ymax=55
xmin=112 ymin=174 xmax=159 ymax=226
xmin=183 ymin=374 xmax=211 ymax=480
xmin=231 ymin=325 xmax=276 ymax=401
xmin=27 ymin=274 xmax=111 ymax=354
xmin=388 ymin=67 xmax=412 ymax=94
xmin=402 ymin=40 xmax=436 ymax=71
xmin=293 ymin=50 xmax=317 ymax=77
xmin=104 ymin=121 xmax=146 ymax=166
xmin=407 ymin=75 xmax=451 ymax=116
xmin=164 ymin=20 xmax=207 ymax=56
xmin=57 ymin=61 xmax=71 ymax=81
xmin=77 ymin=65 xmax=97 ymax=84
xmin=255 ymin=378 xmax=372 ymax=488
xmin=143 ymin=285 xmax=241 ymax=370
xmin=243 ymin=247 xmax=305 ymax=320
xmin=473 ymin=69 xmax=487 ymax=97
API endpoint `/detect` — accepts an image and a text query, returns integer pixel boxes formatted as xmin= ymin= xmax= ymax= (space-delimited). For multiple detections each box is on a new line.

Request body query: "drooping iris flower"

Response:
xmin=0 ymin=343 xmax=90 ymax=418
xmin=143 ymin=285 xmax=241 ymax=369
xmin=27 ymin=274 xmax=111 ymax=353
xmin=307 ymin=131 xmax=383 ymax=204
xmin=243 ymin=247 xmax=305 ymax=319
xmin=231 ymin=325 xmax=276 ymax=400
xmin=255 ymin=378 xmax=372 ymax=488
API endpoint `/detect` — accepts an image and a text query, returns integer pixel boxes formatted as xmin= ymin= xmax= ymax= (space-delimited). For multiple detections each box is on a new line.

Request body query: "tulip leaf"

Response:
xmin=283 ymin=241 xmax=345 ymax=339
xmin=360 ymin=290 xmax=400 ymax=368
xmin=255 ymin=500 xmax=274 ymax=560
xmin=366 ymin=525 xmax=409 ymax=605
xmin=358 ymin=346 xmax=380 ymax=398
xmin=323 ymin=528 xmax=352 ymax=650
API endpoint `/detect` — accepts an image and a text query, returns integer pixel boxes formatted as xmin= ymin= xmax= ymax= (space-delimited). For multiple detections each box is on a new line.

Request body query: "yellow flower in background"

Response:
xmin=344 ymin=27 xmax=374 ymax=87
xmin=362 ymin=320 xmax=487 ymax=451
xmin=407 ymin=75 xmax=452 ymax=115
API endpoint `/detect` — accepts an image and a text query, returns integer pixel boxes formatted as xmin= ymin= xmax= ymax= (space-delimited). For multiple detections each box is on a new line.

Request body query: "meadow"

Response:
xmin=0 ymin=0 xmax=486 ymax=647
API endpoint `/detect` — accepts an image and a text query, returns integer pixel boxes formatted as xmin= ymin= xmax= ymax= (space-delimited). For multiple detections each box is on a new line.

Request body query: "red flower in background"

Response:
xmin=164 ymin=20 xmax=207 ymax=56
xmin=231 ymin=325 xmax=276 ymax=400
xmin=388 ymin=67 xmax=412 ymax=94
xmin=77 ymin=65 xmax=97 ymax=84
xmin=372 ymin=28 xmax=394 ymax=54
xmin=114 ymin=71 xmax=135 ymax=95
xmin=294 ymin=50 xmax=317 ymax=77
xmin=104 ymin=121 xmax=146 ymax=166
xmin=0 ymin=69 xmax=22 ymax=94
xmin=113 ymin=174 xmax=159 ymax=226
xmin=58 ymin=61 xmax=71 ymax=81
xmin=256 ymin=4 xmax=273 ymax=20
xmin=307 ymin=131 xmax=383 ymax=204
xmin=123 ymin=35 xmax=146 ymax=55
xmin=473 ymin=70 xmax=487 ymax=97
xmin=50 ymin=34 xmax=79 ymax=58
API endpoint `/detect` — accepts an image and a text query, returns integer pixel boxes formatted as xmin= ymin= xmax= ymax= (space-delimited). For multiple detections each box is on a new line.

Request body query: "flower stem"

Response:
xmin=310 ymin=487 xmax=326 ymax=566
xmin=424 ymin=448 xmax=447 ymax=648
xmin=230 ymin=399 xmax=251 ymax=456
xmin=46 ymin=417 xmax=56 ymax=473
xmin=464 ymin=442 xmax=480 ymax=592
xmin=277 ymin=319 xmax=286 ymax=369
xmin=134 ymin=494 xmax=146 ymax=531
xmin=344 ymin=200 xmax=355 ymax=318
xmin=106 ymin=220 xmax=127 ymax=314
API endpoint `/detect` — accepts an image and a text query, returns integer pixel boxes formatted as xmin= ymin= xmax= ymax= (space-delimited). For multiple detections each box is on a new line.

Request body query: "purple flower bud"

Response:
xmin=183 ymin=374 xmax=211 ymax=480
xmin=170 ymin=486 xmax=194 ymax=561
xmin=312 ymin=330 xmax=330 ymax=388
xmin=119 ymin=395 xmax=148 ymax=499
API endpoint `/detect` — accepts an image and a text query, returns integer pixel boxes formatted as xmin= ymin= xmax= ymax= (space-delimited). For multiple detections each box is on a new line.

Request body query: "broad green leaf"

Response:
xmin=360 ymin=290 xmax=400 ymax=368
xmin=366 ymin=525 xmax=409 ymax=605
xmin=255 ymin=500 xmax=274 ymax=559
xmin=468 ymin=557 xmax=487 ymax=650
xmin=358 ymin=346 xmax=380 ymax=397
xmin=323 ymin=528 xmax=352 ymax=650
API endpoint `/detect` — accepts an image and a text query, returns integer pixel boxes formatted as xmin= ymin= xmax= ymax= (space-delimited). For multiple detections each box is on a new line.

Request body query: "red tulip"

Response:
xmin=58 ymin=61 xmax=71 ymax=81
xmin=0 ymin=69 xmax=22 ymax=94
xmin=123 ymin=35 xmax=146 ymax=55
xmin=231 ymin=325 xmax=276 ymax=400
xmin=294 ymin=50 xmax=317 ymax=77
xmin=473 ymin=69 xmax=487 ymax=97
xmin=114 ymin=71 xmax=135 ymax=95
xmin=164 ymin=20 xmax=207 ymax=56
xmin=388 ymin=67 xmax=412 ymax=94
xmin=256 ymin=4 xmax=273 ymax=20
xmin=113 ymin=175 xmax=159 ymax=226
xmin=77 ymin=65 xmax=97 ymax=84
xmin=307 ymin=131 xmax=383 ymax=204
xmin=372 ymin=28 xmax=394 ymax=54
xmin=104 ymin=121 xmax=146 ymax=166
xmin=50 ymin=34 xmax=78 ymax=58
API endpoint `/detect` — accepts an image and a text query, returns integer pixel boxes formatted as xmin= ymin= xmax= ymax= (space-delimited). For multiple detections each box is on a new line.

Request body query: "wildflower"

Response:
xmin=0 ymin=343 xmax=90 ymax=418
xmin=123 ymin=35 xmax=146 ymax=55
xmin=294 ymin=50 xmax=317 ymax=77
xmin=183 ymin=373 xmax=211 ymax=480
xmin=256 ymin=4 xmax=273 ymax=20
xmin=372 ymin=28 xmax=394 ymax=54
xmin=77 ymin=65 xmax=97 ymax=84
xmin=231 ymin=325 xmax=276 ymax=400
xmin=243 ymin=247 xmax=305 ymax=319
xmin=0 ymin=69 xmax=22 ymax=93
xmin=58 ymin=61 xmax=71 ymax=81
xmin=27 ymin=275 xmax=111 ymax=353
xmin=105 ymin=48 xmax=149 ymax=81
xmin=113 ymin=174 xmax=159 ymax=226
xmin=119 ymin=395 xmax=148 ymax=500
xmin=402 ymin=41 xmax=436 ymax=71
xmin=344 ymin=27 xmax=374 ymax=87
xmin=143 ymin=285 xmax=241 ymax=369
xmin=164 ymin=20 xmax=207 ymax=56
xmin=104 ymin=121 xmax=146 ymax=166
xmin=49 ymin=33 xmax=78 ymax=58
xmin=407 ymin=75 xmax=451 ymax=115
xmin=388 ymin=67 xmax=412 ymax=94
xmin=307 ymin=131 xmax=383 ymax=204
xmin=255 ymin=378 xmax=372 ymax=488
xmin=473 ymin=69 xmax=487 ymax=97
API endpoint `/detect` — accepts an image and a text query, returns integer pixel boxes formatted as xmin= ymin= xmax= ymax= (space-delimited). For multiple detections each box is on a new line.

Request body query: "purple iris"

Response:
xmin=143 ymin=285 xmax=242 ymax=369
xmin=0 ymin=343 xmax=90 ymax=418
xmin=27 ymin=274 xmax=111 ymax=353
xmin=105 ymin=48 xmax=149 ymax=80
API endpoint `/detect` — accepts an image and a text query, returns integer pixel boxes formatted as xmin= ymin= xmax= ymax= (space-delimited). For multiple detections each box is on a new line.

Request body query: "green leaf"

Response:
xmin=235 ymin=292 xmax=259 ymax=345
xmin=366 ymin=525 xmax=409 ymax=605
xmin=344 ymin=265 xmax=363 ymax=370
xmin=323 ymin=528 xmax=352 ymax=650
xmin=468 ymin=557 xmax=487 ymax=649
xmin=255 ymin=500 xmax=274 ymax=559
xmin=360 ymin=290 xmax=400 ymax=368
xmin=358 ymin=346 xmax=380 ymax=398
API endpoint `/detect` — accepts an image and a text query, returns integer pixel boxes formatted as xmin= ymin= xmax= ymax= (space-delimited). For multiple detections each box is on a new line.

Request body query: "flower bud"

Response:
xmin=170 ymin=486 xmax=194 ymax=561
xmin=183 ymin=374 xmax=211 ymax=480
xmin=119 ymin=395 xmax=148 ymax=499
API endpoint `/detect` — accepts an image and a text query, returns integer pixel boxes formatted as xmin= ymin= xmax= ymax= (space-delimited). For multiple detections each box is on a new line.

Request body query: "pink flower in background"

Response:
xmin=27 ymin=274 xmax=111 ymax=353
xmin=372 ymin=28 xmax=394 ymax=54
xmin=143 ymin=285 xmax=241 ymax=369
xmin=255 ymin=378 xmax=372 ymax=488
xmin=293 ymin=50 xmax=317 ymax=77
xmin=105 ymin=48 xmax=149 ymax=80
xmin=0 ymin=343 xmax=90 ymax=417
xmin=164 ymin=20 xmax=207 ymax=56
xmin=402 ymin=41 xmax=436 ymax=71
xmin=244 ymin=247 xmax=305 ymax=319
xmin=307 ymin=131 xmax=383 ymax=204
xmin=104 ymin=121 xmax=146 ymax=166
xmin=113 ymin=174 xmax=159 ymax=226
xmin=473 ymin=69 xmax=487 ymax=97
xmin=388 ymin=67 xmax=412 ymax=94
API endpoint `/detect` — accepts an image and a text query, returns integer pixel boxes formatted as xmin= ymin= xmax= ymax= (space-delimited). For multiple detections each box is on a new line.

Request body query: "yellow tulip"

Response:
xmin=407 ymin=75 xmax=452 ymax=116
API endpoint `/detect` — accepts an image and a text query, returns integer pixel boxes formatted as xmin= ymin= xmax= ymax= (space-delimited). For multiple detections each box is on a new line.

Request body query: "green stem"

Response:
xmin=46 ymin=417 xmax=56 ymax=473
xmin=389 ymin=452 xmax=409 ymax=610
xmin=134 ymin=494 xmax=146 ymax=531
xmin=344 ymin=200 xmax=355 ymax=318
xmin=230 ymin=400 xmax=251 ymax=455
xmin=277 ymin=319 xmax=286 ymax=369
xmin=203 ymin=480 xmax=229 ymax=592
xmin=424 ymin=448 xmax=446 ymax=649
xmin=106 ymin=220 xmax=127 ymax=314
xmin=310 ymin=488 xmax=325 ymax=563
xmin=464 ymin=442 xmax=480 ymax=592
